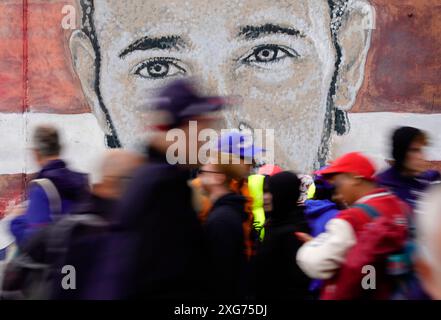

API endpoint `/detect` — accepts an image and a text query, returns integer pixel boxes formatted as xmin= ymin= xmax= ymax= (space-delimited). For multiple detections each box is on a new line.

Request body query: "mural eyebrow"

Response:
xmin=119 ymin=35 xmax=185 ymax=58
xmin=238 ymin=23 xmax=305 ymax=40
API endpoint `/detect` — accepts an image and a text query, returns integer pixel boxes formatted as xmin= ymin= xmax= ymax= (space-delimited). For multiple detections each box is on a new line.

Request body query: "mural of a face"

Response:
xmin=70 ymin=0 xmax=374 ymax=172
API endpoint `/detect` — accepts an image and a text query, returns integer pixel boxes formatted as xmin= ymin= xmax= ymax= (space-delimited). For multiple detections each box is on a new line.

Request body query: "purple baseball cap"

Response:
xmin=152 ymin=79 xmax=227 ymax=130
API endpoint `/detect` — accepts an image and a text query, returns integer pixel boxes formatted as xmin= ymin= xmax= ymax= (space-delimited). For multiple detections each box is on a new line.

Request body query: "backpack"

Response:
xmin=355 ymin=204 xmax=424 ymax=300
xmin=321 ymin=203 xmax=408 ymax=300
xmin=1 ymin=212 xmax=109 ymax=300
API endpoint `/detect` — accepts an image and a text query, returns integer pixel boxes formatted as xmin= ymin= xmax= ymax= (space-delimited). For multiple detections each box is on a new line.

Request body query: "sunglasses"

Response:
xmin=197 ymin=169 xmax=224 ymax=175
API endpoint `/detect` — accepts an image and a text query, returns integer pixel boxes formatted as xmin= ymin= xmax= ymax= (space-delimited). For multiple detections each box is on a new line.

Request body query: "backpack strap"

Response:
xmin=30 ymin=179 xmax=62 ymax=219
xmin=352 ymin=203 xmax=380 ymax=220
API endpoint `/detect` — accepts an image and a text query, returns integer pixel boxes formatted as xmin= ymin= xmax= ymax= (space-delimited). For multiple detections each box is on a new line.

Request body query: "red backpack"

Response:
xmin=321 ymin=203 xmax=408 ymax=300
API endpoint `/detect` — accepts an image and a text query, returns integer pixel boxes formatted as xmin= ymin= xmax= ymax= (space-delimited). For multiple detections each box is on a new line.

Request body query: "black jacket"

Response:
xmin=204 ymin=192 xmax=247 ymax=299
xmin=255 ymin=212 xmax=311 ymax=300
xmin=255 ymin=172 xmax=311 ymax=300
xmin=50 ymin=195 xmax=116 ymax=300
xmin=86 ymin=147 xmax=209 ymax=299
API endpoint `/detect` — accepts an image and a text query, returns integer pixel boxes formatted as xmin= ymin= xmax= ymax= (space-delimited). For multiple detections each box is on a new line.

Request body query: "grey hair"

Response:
xmin=32 ymin=125 xmax=62 ymax=157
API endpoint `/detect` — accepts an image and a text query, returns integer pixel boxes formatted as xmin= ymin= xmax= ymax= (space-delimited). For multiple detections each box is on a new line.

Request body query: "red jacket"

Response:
xmin=297 ymin=188 xmax=410 ymax=299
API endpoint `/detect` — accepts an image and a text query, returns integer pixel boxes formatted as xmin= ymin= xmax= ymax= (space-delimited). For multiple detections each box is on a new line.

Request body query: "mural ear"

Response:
xmin=69 ymin=30 xmax=110 ymax=135
xmin=334 ymin=0 xmax=375 ymax=112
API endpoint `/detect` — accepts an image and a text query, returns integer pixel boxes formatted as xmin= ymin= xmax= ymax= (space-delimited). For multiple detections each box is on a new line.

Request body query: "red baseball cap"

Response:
xmin=315 ymin=152 xmax=376 ymax=181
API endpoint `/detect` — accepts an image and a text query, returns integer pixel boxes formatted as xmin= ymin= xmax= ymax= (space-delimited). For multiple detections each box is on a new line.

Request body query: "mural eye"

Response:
xmin=242 ymin=44 xmax=299 ymax=65
xmin=255 ymin=47 xmax=278 ymax=62
xmin=134 ymin=58 xmax=186 ymax=79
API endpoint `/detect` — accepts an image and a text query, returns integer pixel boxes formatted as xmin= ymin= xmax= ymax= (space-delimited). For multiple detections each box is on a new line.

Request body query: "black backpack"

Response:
xmin=1 ymin=214 xmax=109 ymax=300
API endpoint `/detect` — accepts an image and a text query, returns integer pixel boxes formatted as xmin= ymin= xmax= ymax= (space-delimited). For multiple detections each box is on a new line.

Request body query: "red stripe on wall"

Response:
xmin=27 ymin=1 xmax=90 ymax=114
xmin=0 ymin=0 xmax=89 ymax=114
xmin=0 ymin=1 xmax=23 ymax=113
xmin=22 ymin=0 xmax=28 ymax=114
xmin=0 ymin=174 xmax=27 ymax=218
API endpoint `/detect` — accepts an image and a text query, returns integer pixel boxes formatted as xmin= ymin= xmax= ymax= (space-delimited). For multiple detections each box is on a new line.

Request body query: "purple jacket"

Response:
xmin=376 ymin=166 xmax=440 ymax=210
xmin=10 ymin=159 xmax=89 ymax=246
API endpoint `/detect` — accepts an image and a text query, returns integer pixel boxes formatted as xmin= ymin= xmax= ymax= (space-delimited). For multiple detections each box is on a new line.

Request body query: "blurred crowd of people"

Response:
xmin=0 ymin=79 xmax=440 ymax=300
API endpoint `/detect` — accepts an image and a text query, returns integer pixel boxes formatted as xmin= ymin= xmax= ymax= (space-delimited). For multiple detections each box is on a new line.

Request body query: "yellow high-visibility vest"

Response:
xmin=248 ymin=174 xmax=266 ymax=241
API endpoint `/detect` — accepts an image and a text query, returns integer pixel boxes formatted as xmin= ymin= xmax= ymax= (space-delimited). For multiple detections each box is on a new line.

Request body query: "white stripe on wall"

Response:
xmin=0 ymin=113 xmax=106 ymax=182
xmin=1 ymin=112 xmax=440 ymax=177
xmin=332 ymin=112 xmax=441 ymax=170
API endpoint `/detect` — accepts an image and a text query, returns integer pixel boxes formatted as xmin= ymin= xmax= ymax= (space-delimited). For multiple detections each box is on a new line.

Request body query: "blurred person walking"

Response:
xmin=77 ymin=149 xmax=145 ymax=220
xmin=297 ymin=152 xmax=409 ymax=300
xmin=49 ymin=149 xmax=144 ymax=299
xmin=377 ymin=126 xmax=440 ymax=211
xmin=217 ymin=131 xmax=265 ymax=259
xmin=193 ymin=131 xmax=265 ymax=255
xmin=198 ymin=160 xmax=248 ymax=299
xmin=304 ymin=171 xmax=340 ymax=238
xmin=376 ymin=126 xmax=440 ymax=298
xmin=251 ymin=165 xmax=283 ymax=242
xmin=303 ymin=170 xmax=340 ymax=297
xmin=415 ymin=183 xmax=441 ymax=299
xmin=85 ymin=79 xmax=225 ymax=299
xmin=255 ymin=171 xmax=311 ymax=300
xmin=1 ymin=149 xmax=143 ymax=299
xmin=9 ymin=125 xmax=89 ymax=247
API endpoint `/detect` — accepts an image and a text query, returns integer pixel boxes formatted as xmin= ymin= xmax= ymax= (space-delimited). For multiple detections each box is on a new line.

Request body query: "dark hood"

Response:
xmin=36 ymin=159 xmax=89 ymax=201
xmin=267 ymin=172 xmax=302 ymax=222
xmin=392 ymin=126 xmax=425 ymax=171
xmin=212 ymin=192 xmax=248 ymax=222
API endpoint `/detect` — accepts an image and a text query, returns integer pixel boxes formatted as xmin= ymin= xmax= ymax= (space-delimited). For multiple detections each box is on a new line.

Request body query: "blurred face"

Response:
xmin=97 ymin=152 xmax=144 ymax=199
xmin=91 ymin=0 xmax=337 ymax=172
xmin=403 ymin=140 xmax=428 ymax=175
xmin=100 ymin=175 xmax=133 ymax=199
xmin=263 ymin=180 xmax=273 ymax=212
xmin=329 ymin=173 xmax=360 ymax=207
xmin=198 ymin=164 xmax=226 ymax=194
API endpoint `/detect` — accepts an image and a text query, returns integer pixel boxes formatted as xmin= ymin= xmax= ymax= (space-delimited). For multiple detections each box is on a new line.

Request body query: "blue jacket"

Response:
xmin=304 ymin=199 xmax=339 ymax=237
xmin=10 ymin=160 xmax=89 ymax=246
xmin=303 ymin=199 xmax=339 ymax=295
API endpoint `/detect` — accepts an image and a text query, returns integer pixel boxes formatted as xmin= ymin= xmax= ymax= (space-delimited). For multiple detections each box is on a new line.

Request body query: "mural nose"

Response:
xmin=198 ymin=73 xmax=230 ymax=98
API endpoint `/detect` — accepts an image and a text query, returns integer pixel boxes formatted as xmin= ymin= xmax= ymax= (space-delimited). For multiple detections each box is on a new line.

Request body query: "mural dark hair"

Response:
xmin=79 ymin=0 xmax=351 ymax=168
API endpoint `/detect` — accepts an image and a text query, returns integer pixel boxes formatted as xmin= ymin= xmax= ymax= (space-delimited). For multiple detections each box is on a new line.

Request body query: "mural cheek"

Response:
xmin=221 ymin=74 xmax=326 ymax=172
xmin=231 ymin=55 xmax=326 ymax=125
xmin=99 ymin=66 xmax=148 ymax=148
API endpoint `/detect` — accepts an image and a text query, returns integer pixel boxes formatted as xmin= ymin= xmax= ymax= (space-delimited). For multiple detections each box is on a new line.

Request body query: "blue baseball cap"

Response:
xmin=217 ymin=131 xmax=265 ymax=159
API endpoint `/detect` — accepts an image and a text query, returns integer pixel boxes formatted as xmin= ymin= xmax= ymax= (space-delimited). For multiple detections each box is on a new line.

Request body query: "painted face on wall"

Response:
xmin=71 ymin=0 xmax=374 ymax=173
